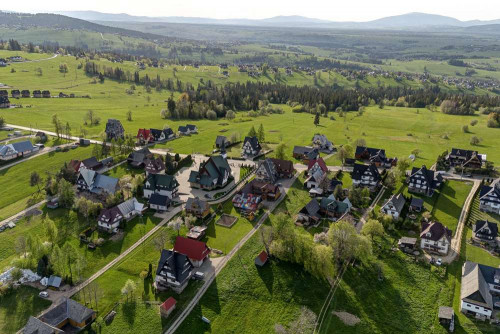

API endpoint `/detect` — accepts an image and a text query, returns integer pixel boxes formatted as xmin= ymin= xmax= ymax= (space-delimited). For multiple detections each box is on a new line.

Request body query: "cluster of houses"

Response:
xmin=444 ymin=148 xmax=486 ymax=170
xmin=136 ymin=128 xmax=175 ymax=145
xmin=177 ymin=124 xmax=198 ymax=136
xmin=1 ymin=89 xmax=75 ymax=100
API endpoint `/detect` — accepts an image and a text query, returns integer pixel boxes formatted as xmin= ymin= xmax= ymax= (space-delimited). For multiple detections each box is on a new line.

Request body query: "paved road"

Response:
xmin=357 ymin=185 xmax=386 ymax=232
xmin=14 ymin=54 xmax=59 ymax=63
xmin=165 ymin=173 xmax=299 ymax=334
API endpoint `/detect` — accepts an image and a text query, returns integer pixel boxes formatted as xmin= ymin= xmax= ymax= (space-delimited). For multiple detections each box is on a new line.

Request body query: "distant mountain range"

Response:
xmin=54 ymin=11 xmax=500 ymax=30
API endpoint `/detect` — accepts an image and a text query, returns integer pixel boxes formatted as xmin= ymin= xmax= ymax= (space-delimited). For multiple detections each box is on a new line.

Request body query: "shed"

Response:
xmin=160 ymin=297 xmax=177 ymax=318
xmin=398 ymin=237 xmax=417 ymax=250
xmin=410 ymin=198 xmax=424 ymax=212
xmin=254 ymin=251 xmax=269 ymax=267
xmin=438 ymin=306 xmax=454 ymax=326
xmin=47 ymin=275 xmax=62 ymax=289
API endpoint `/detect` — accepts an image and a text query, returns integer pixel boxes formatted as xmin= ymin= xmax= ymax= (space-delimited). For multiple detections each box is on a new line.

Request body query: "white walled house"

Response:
xmin=351 ymin=163 xmax=381 ymax=191
xmin=241 ymin=136 xmax=262 ymax=158
xmin=479 ymin=180 xmax=500 ymax=215
xmin=381 ymin=193 xmax=406 ymax=220
xmin=143 ymin=174 xmax=179 ymax=199
xmin=460 ymin=261 xmax=500 ymax=319
xmin=97 ymin=197 xmax=144 ymax=233
xmin=420 ymin=221 xmax=451 ymax=254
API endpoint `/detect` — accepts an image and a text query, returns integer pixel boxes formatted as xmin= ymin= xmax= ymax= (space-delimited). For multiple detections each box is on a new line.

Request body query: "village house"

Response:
xmin=178 ymin=124 xmax=198 ymax=136
xmin=460 ymin=261 xmax=500 ymax=319
xmin=255 ymin=251 xmax=269 ymax=267
xmin=42 ymin=90 xmax=51 ymax=98
xmin=97 ymin=197 xmax=145 ymax=233
xmin=189 ymin=155 xmax=232 ymax=190
xmin=472 ymin=220 xmax=498 ymax=243
xmin=312 ymin=134 xmax=334 ymax=153
xmin=215 ymin=135 xmax=230 ymax=149
xmin=319 ymin=195 xmax=351 ymax=220
xmin=136 ymin=128 xmax=153 ymax=144
xmin=0 ymin=90 xmax=7 ymax=97
xmin=293 ymin=146 xmax=319 ymax=162
xmin=21 ymin=90 xmax=30 ymax=98
xmin=173 ymin=236 xmax=210 ymax=268
xmin=409 ymin=197 xmax=424 ymax=212
xmin=105 ymin=119 xmax=125 ymax=141
xmin=0 ymin=96 xmax=10 ymax=108
xmin=81 ymin=157 xmax=103 ymax=171
xmin=143 ymin=174 xmax=179 ymax=199
xmin=144 ymin=157 xmax=165 ymax=175
xmin=35 ymin=131 xmax=47 ymax=142
xmin=420 ymin=221 xmax=452 ymax=254
xmin=241 ymin=136 xmax=262 ymax=158
xmin=351 ymin=163 xmax=381 ymax=191
xmin=185 ymin=197 xmax=211 ymax=219
xmin=0 ymin=140 xmax=38 ymax=161
xmin=255 ymin=158 xmax=295 ymax=184
xmin=25 ymin=297 xmax=95 ymax=333
xmin=307 ymin=158 xmax=328 ymax=177
xmin=32 ymin=90 xmax=42 ymax=98
xmin=398 ymin=237 xmax=417 ymax=251
xmin=11 ymin=89 xmax=20 ymax=98
xmin=242 ymin=179 xmax=281 ymax=201
xmin=151 ymin=128 xmax=175 ymax=142
xmin=407 ymin=165 xmax=443 ymax=197
xmin=446 ymin=148 xmax=484 ymax=169
xmin=76 ymin=167 xmax=119 ymax=195
xmin=233 ymin=190 xmax=262 ymax=214
xmin=380 ymin=193 xmax=406 ymax=220
xmin=127 ymin=147 xmax=154 ymax=168
xmin=154 ymin=249 xmax=194 ymax=293
xmin=355 ymin=146 xmax=397 ymax=168
xmin=297 ymin=199 xmax=322 ymax=225
xmin=304 ymin=168 xmax=327 ymax=191
xmin=187 ymin=225 xmax=208 ymax=240
xmin=148 ymin=193 xmax=171 ymax=212
xmin=479 ymin=179 xmax=500 ymax=215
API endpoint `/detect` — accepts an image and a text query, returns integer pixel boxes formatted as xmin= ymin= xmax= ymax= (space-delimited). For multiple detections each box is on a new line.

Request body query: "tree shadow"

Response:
xmin=121 ymin=300 xmax=137 ymax=326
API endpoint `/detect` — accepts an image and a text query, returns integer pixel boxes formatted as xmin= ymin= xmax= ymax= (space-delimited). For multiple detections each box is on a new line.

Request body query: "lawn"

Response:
xmin=430 ymin=180 xmax=472 ymax=235
xmin=0 ymin=286 xmax=52 ymax=334
xmin=0 ymin=145 xmax=94 ymax=220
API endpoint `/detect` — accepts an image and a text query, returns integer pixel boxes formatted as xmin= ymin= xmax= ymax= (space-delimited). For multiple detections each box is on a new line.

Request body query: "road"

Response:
xmin=357 ymin=185 xmax=386 ymax=232
xmin=0 ymin=200 xmax=47 ymax=228
xmin=14 ymin=54 xmax=59 ymax=63
xmin=165 ymin=173 xmax=299 ymax=334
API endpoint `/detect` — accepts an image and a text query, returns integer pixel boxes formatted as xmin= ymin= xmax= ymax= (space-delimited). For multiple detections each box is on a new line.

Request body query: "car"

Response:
xmin=39 ymin=291 xmax=49 ymax=298
xmin=435 ymin=258 xmax=442 ymax=266
xmin=193 ymin=271 xmax=205 ymax=280
xmin=70 ymin=145 xmax=78 ymax=149
xmin=55 ymin=147 xmax=62 ymax=152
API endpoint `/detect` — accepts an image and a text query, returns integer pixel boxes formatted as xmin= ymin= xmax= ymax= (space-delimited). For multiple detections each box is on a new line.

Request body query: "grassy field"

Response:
xmin=0 ymin=145 xmax=94 ymax=219
xmin=0 ymin=286 xmax=52 ymax=334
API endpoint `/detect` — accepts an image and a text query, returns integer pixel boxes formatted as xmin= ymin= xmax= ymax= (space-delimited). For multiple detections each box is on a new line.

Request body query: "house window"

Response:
xmin=475 ymin=306 xmax=479 ymax=310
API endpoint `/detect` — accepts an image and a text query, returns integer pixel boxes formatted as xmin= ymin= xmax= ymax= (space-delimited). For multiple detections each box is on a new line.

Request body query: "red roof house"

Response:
xmin=173 ymin=236 xmax=210 ymax=267
xmin=160 ymin=297 xmax=177 ymax=317
xmin=307 ymin=158 xmax=328 ymax=174
xmin=69 ymin=159 xmax=82 ymax=172
xmin=137 ymin=129 xmax=153 ymax=143
xmin=255 ymin=250 xmax=268 ymax=266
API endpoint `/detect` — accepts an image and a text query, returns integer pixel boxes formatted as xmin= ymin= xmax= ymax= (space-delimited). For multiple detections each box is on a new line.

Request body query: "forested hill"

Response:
xmin=0 ymin=12 xmax=172 ymax=41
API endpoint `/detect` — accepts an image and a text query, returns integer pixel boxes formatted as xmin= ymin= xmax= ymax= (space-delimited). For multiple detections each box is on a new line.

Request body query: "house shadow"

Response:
xmin=200 ymin=276 xmax=222 ymax=315
xmin=256 ymin=260 xmax=274 ymax=295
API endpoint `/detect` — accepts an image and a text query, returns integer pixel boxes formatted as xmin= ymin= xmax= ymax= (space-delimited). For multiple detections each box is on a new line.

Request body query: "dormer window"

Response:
xmin=426 ymin=232 xmax=431 ymax=238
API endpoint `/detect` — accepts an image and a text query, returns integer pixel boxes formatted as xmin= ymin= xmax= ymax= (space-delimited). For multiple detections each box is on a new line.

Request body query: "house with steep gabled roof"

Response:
xmin=351 ymin=163 xmax=381 ymax=191
xmin=255 ymin=158 xmax=294 ymax=184
xmin=215 ymin=135 xmax=230 ymax=148
xmin=143 ymin=174 xmax=179 ymax=199
xmin=355 ymin=146 xmax=396 ymax=168
xmin=241 ymin=136 xmax=262 ymax=158
xmin=76 ymin=168 xmax=119 ymax=195
xmin=154 ymin=249 xmax=193 ymax=293
xmin=144 ymin=157 xmax=165 ymax=175
xmin=173 ymin=236 xmax=210 ymax=267
xmin=420 ymin=221 xmax=452 ymax=254
xmin=460 ymin=261 xmax=500 ymax=319
xmin=446 ymin=148 xmax=484 ymax=169
xmin=297 ymin=199 xmax=322 ymax=225
xmin=11 ymin=89 xmax=20 ymax=98
xmin=293 ymin=146 xmax=319 ymax=162
xmin=304 ymin=169 xmax=326 ymax=190
xmin=21 ymin=90 xmax=30 ymax=98
xmin=34 ymin=297 xmax=95 ymax=332
xmin=472 ymin=220 xmax=498 ymax=242
xmin=185 ymin=197 xmax=211 ymax=219
xmin=97 ymin=197 xmax=144 ymax=233
xmin=381 ymin=193 xmax=406 ymax=220
xmin=105 ymin=119 xmax=125 ymax=141
xmin=33 ymin=90 xmax=42 ymax=98
xmin=307 ymin=158 xmax=328 ymax=176
xmin=479 ymin=179 xmax=500 ymax=215
xmin=0 ymin=140 xmax=38 ymax=161
xmin=319 ymin=195 xmax=351 ymax=220
xmin=127 ymin=147 xmax=153 ymax=168
xmin=149 ymin=193 xmax=171 ymax=212
xmin=0 ymin=96 xmax=10 ymax=108
xmin=136 ymin=128 xmax=153 ymax=144
xmin=189 ymin=155 xmax=231 ymax=190
xmin=407 ymin=165 xmax=443 ymax=197
xmin=312 ymin=134 xmax=334 ymax=153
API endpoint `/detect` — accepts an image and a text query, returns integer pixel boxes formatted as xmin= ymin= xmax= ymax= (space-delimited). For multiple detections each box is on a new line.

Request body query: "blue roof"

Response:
xmin=47 ymin=275 xmax=62 ymax=288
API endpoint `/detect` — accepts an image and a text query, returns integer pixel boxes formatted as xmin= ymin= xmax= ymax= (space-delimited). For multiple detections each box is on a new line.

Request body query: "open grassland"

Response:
xmin=0 ymin=145 xmax=94 ymax=220
xmin=0 ymin=286 xmax=52 ymax=334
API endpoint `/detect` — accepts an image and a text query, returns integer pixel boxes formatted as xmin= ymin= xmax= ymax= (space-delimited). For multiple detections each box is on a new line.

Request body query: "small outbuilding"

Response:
xmin=438 ymin=306 xmax=454 ymax=330
xmin=398 ymin=237 xmax=417 ymax=250
xmin=160 ymin=297 xmax=177 ymax=318
xmin=410 ymin=198 xmax=424 ymax=212
xmin=47 ymin=275 xmax=62 ymax=290
xmin=254 ymin=251 xmax=269 ymax=267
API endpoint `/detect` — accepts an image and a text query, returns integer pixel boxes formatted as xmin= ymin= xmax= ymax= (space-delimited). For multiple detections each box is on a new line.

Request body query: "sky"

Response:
xmin=2 ymin=0 xmax=500 ymax=22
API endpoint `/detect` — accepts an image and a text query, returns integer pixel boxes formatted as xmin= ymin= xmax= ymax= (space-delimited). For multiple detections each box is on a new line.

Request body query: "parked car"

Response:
xmin=193 ymin=271 xmax=205 ymax=280
xmin=55 ymin=147 xmax=62 ymax=152
xmin=435 ymin=258 xmax=442 ymax=266
xmin=39 ymin=291 xmax=49 ymax=298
